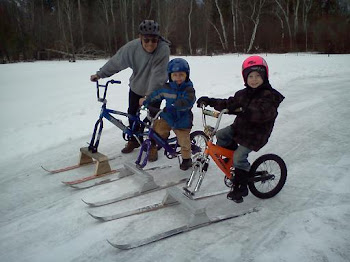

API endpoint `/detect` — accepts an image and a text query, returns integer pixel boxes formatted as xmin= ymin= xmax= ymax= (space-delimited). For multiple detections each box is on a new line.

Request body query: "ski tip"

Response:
xmin=81 ymin=198 xmax=95 ymax=206
xmin=107 ymin=239 xmax=132 ymax=250
xmin=41 ymin=165 xmax=54 ymax=173
xmin=87 ymin=212 xmax=105 ymax=221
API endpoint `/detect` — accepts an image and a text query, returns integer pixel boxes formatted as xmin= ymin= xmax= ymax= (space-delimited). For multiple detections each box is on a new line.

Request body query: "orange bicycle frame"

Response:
xmin=205 ymin=141 xmax=234 ymax=180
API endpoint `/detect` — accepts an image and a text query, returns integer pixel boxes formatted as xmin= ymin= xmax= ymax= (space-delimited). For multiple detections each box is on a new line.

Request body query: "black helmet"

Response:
xmin=139 ymin=20 xmax=160 ymax=36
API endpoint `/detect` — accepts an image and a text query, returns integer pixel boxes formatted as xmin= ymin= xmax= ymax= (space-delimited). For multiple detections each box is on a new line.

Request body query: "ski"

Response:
xmin=41 ymin=155 xmax=118 ymax=174
xmin=69 ymin=165 xmax=172 ymax=189
xmin=88 ymin=189 xmax=230 ymax=221
xmin=82 ymin=177 xmax=187 ymax=207
xmin=62 ymin=169 xmax=120 ymax=185
xmin=107 ymin=207 xmax=260 ymax=249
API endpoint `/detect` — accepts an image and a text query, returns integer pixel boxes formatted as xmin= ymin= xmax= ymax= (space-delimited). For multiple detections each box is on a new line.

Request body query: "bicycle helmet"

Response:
xmin=242 ymin=55 xmax=269 ymax=84
xmin=167 ymin=58 xmax=190 ymax=82
xmin=139 ymin=20 xmax=160 ymax=36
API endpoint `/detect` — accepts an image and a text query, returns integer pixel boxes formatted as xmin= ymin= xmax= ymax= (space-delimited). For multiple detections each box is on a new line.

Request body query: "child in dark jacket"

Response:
xmin=197 ymin=55 xmax=284 ymax=203
xmin=140 ymin=58 xmax=196 ymax=170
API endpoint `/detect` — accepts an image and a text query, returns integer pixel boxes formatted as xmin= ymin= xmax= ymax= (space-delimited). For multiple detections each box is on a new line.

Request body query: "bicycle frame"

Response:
xmin=88 ymin=80 xmax=146 ymax=153
xmin=135 ymin=108 xmax=182 ymax=168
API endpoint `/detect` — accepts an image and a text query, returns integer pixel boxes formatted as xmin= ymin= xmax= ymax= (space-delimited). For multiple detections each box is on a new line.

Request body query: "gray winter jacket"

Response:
xmin=96 ymin=38 xmax=170 ymax=96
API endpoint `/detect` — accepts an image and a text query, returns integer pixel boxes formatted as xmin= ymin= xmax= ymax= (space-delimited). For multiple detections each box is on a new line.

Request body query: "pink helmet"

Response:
xmin=242 ymin=56 xmax=269 ymax=84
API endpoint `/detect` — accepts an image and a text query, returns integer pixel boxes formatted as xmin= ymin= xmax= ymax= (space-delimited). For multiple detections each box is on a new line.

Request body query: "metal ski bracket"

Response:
xmin=79 ymin=147 xmax=111 ymax=176
xmin=123 ymin=162 xmax=158 ymax=192
xmin=163 ymin=187 xmax=210 ymax=227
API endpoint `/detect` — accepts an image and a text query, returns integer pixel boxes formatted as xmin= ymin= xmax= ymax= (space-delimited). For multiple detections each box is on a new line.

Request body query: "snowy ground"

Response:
xmin=0 ymin=54 xmax=349 ymax=262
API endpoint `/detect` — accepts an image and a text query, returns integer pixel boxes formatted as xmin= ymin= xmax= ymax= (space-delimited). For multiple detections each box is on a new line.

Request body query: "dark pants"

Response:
xmin=128 ymin=89 xmax=161 ymax=140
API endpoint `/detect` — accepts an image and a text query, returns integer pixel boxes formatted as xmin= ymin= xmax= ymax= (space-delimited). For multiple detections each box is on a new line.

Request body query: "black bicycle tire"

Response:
xmin=248 ymin=154 xmax=287 ymax=199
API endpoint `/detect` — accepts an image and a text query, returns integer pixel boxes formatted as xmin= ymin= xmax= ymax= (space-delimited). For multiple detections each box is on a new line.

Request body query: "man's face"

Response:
xmin=140 ymin=35 xmax=159 ymax=53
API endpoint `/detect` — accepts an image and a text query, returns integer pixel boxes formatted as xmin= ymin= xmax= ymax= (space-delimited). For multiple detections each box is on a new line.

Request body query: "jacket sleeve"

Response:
xmin=211 ymin=96 xmax=240 ymax=113
xmin=173 ymin=86 xmax=196 ymax=111
xmin=143 ymin=88 xmax=165 ymax=107
xmin=96 ymin=43 xmax=132 ymax=78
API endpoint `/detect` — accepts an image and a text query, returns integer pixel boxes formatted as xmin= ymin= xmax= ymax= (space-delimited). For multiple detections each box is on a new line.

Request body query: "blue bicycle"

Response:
xmin=88 ymin=80 xmax=208 ymax=168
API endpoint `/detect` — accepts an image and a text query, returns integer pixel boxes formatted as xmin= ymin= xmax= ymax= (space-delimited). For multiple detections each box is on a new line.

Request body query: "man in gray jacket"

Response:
xmin=90 ymin=20 xmax=170 ymax=153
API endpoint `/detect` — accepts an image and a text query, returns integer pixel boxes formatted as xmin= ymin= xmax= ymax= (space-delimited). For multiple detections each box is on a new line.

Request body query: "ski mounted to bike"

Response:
xmin=88 ymin=189 xmax=231 ymax=221
xmin=42 ymin=147 xmax=119 ymax=177
xmin=106 ymin=186 xmax=260 ymax=249
xmin=62 ymin=164 xmax=172 ymax=189
xmin=108 ymin=208 xmax=259 ymax=250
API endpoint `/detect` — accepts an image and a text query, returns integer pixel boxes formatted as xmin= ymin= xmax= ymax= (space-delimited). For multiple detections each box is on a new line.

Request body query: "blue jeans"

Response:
xmin=216 ymin=125 xmax=252 ymax=171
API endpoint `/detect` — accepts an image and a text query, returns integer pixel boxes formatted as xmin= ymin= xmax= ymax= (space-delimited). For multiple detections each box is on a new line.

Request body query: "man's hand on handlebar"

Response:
xmin=90 ymin=74 xmax=100 ymax=82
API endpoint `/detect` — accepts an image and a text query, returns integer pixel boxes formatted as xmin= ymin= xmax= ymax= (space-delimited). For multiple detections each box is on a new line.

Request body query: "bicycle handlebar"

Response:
xmin=95 ymin=79 xmax=121 ymax=102
xmin=201 ymin=105 xmax=242 ymax=138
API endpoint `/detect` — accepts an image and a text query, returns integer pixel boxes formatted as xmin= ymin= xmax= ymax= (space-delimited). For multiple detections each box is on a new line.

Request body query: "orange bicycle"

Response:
xmin=183 ymin=106 xmax=287 ymax=200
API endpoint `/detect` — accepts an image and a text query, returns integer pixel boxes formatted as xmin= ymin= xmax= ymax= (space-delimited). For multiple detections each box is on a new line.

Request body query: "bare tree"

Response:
xmin=77 ymin=0 xmax=84 ymax=47
xmin=274 ymin=0 xmax=293 ymax=50
xmin=215 ymin=0 xmax=229 ymax=50
xmin=246 ymin=0 xmax=266 ymax=53
xmin=188 ymin=0 xmax=194 ymax=55
xmin=302 ymin=0 xmax=313 ymax=51
xmin=231 ymin=0 xmax=239 ymax=52
xmin=294 ymin=0 xmax=300 ymax=39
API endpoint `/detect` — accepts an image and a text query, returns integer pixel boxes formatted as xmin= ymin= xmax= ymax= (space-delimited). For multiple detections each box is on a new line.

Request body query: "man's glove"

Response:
xmin=164 ymin=105 xmax=176 ymax=114
xmin=197 ymin=96 xmax=214 ymax=108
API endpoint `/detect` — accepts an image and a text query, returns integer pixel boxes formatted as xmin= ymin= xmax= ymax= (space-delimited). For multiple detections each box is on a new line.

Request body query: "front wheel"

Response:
xmin=190 ymin=131 xmax=208 ymax=155
xmin=248 ymin=154 xmax=287 ymax=199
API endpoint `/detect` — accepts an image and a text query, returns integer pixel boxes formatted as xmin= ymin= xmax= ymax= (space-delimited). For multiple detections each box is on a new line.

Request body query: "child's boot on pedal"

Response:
xmin=227 ymin=168 xmax=249 ymax=203
xmin=148 ymin=142 xmax=158 ymax=162
xmin=180 ymin=158 xmax=192 ymax=170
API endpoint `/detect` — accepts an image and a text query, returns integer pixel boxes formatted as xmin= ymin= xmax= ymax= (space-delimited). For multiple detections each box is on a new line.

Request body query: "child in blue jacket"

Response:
xmin=140 ymin=58 xmax=196 ymax=170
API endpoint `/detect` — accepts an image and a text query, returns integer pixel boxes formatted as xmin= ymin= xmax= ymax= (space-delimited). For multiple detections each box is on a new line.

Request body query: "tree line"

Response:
xmin=1 ymin=0 xmax=349 ymax=63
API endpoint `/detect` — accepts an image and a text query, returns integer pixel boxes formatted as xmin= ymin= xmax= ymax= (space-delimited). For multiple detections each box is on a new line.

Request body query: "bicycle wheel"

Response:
xmin=190 ymin=131 xmax=208 ymax=155
xmin=248 ymin=154 xmax=287 ymax=199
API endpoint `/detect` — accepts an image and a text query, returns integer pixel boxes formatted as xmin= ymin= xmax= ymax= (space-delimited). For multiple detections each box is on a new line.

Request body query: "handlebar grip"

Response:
xmin=110 ymin=80 xmax=121 ymax=84
xmin=203 ymin=109 xmax=220 ymax=118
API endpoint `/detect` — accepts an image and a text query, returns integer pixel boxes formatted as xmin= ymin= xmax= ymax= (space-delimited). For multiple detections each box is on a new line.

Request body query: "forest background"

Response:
xmin=1 ymin=0 xmax=349 ymax=63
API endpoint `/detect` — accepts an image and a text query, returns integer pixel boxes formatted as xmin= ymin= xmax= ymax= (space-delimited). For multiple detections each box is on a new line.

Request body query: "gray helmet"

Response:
xmin=139 ymin=20 xmax=160 ymax=36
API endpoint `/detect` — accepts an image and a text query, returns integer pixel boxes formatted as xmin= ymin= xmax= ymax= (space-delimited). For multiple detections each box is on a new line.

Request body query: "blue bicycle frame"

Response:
xmin=88 ymin=80 xmax=146 ymax=153
xmin=135 ymin=108 xmax=205 ymax=169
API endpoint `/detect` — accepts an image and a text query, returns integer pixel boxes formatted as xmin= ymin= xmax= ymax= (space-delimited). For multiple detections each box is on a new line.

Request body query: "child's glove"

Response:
xmin=197 ymin=96 xmax=215 ymax=107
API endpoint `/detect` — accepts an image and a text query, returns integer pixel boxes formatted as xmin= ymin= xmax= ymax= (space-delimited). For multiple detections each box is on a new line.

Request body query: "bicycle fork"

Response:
xmin=184 ymin=154 xmax=210 ymax=195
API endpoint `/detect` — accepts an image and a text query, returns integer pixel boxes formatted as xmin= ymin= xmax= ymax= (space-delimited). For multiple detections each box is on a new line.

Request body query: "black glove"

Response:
xmin=197 ymin=96 xmax=214 ymax=108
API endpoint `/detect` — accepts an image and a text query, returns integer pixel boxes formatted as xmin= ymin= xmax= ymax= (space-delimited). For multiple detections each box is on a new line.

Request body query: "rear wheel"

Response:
xmin=248 ymin=154 xmax=287 ymax=199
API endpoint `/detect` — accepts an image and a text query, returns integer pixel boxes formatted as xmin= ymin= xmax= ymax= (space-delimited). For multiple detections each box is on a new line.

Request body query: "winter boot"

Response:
xmin=227 ymin=168 xmax=249 ymax=203
xmin=148 ymin=144 xmax=158 ymax=162
xmin=180 ymin=158 xmax=192 ymax=170
xmin=121 ymin=139 xmax=140 ymax=154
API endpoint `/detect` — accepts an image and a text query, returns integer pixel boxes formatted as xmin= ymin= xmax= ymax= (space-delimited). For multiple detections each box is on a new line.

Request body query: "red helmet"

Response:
xmin=242 ymin=56 xmax=269 ymax=83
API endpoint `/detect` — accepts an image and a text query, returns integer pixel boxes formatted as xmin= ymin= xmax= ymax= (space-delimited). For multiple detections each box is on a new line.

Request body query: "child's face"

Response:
xmin=247 ymin=71 xmax=263 ymax=88
xmin=171 ymin=72 xmax=187 ymax=85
